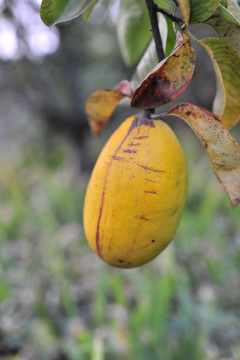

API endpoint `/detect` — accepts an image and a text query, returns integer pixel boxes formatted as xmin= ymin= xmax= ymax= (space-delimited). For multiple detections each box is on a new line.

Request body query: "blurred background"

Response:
xmin=0 ymin=0 xmax=240 ymax=359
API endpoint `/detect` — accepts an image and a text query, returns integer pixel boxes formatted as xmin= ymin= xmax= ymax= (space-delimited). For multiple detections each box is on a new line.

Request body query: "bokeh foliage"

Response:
xmin=0 ymin=0 xmax=240 ymax=359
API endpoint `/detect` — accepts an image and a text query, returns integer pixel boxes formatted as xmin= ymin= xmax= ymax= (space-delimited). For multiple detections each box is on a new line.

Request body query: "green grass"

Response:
xmin=0 ymin=125 xmax=239 ymax=360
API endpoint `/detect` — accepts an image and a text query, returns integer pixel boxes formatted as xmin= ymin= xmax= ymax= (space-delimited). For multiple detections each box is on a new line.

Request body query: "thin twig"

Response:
xmin=154 ymin=3 xmax=186 ymax=30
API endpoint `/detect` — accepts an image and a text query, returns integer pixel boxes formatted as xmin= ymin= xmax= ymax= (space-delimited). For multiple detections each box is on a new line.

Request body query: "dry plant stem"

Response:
xmin=145 ymin=0 xmax=165 ymax=62
xmin=144 ymin=0 xmax=165 ymax=118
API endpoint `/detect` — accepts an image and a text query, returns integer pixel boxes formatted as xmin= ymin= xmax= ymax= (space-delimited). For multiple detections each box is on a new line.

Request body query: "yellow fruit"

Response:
xmin=83 ymin=114 xmax=188 ymax=268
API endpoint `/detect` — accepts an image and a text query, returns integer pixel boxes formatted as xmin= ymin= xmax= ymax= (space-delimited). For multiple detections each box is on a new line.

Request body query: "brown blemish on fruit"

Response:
xmin=170 ymin=207 xmax=178 ymax=216
xmin=139 ymin=239 xmax=156 ymax=250
xmin=136 ymin=162 xmax=166 ymax=173
xmin=145 ymin=179 xmax=156 ymax=183
xmin=118 ymin=259 xmax=124 ymax=263
xmin=112 ymin=155 xmax=125 ymax=161
xmin=96 ymin=189 xmax=105 ymax=255
xmin=139 ymin=240 xmax=157 ymax=249
xmin=133 ymin=136 xmax=149 ymax=140
xmin=123 ymin=149 xmax=137 ymax=153
xmin=128 ymin=142 xmax=141 ymax=146
xmin=135 ymin=215 xmax=151 ymax=221
xmin=146 ymin=119 xmax=155 ymax=127
xmin=144 ymin=190 xmax=158 ymax=194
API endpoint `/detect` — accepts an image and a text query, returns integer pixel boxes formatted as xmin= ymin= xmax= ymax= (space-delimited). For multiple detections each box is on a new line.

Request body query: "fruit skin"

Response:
xmin=83 ymin=115 xmax=188 ymax=268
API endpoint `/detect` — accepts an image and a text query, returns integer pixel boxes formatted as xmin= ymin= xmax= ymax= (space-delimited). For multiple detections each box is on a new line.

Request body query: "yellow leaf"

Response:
xmin=85 ymin=80 xmax=133 ymax=136
xmin=176 ymin=0 xmax=190 ymax=25
xmin=167 ymin=102 xmax=240 ymax=208
xmin=131 ymin=32 xmax=195 ymax=109
xmin=200 ymin=38 xmax=240 ymax=129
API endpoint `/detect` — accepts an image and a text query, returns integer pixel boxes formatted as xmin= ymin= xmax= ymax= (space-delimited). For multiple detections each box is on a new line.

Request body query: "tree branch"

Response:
xmin=145 ymin=0 xmax=165 ymax=62
xmin=144 ymin=0 xmax=166 ymax=117
xmin=143 ymin=0 xmax=186 ymax=117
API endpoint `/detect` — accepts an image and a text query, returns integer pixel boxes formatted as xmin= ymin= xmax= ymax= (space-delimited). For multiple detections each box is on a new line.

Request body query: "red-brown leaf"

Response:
xmin=85 ymin=80 xmax=133 ymax=136
xmin=114 ymin=80 xmax=133 ymax=97
xmin=167 ymin=103 xmax=240 ymax=208
xmin=131 ymin=32 xmax=195 ymax=110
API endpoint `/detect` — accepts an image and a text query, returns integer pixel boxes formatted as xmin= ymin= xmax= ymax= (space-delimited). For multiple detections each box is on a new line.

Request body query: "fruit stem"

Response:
xmin=143 ymin=108 xmax=155 ymax=119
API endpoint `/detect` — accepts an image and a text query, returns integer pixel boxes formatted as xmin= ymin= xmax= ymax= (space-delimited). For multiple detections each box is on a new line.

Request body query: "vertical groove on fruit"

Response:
xmin=95 ymin=116 xmax=145 ymax=256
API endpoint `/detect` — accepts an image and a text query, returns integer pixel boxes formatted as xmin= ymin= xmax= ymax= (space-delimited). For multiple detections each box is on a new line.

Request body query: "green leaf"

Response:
xmin=175 ymin=0 xmax=190 ymax=25
xmin=166 ymin=0 xmax=178 ymax=7
xmin=177 ymin=0 xmax=222 ymax=25
xmin=227 ymin=0 xmax=240 ymax=21
xmin=205 ymin=4 xmax=240 ymax=53
xmin=165 ymin=16 xmax=177 ymax=56
xmin=131 ymin=40 xmax=158 ymax=91
xmin=40 ymin=0 xmax=96 ymax=27
xmin=0 ymin=278 xmax=11 ymax=301
xmin=200 ymin=38 xmax=240 ymax=129
xmin=189 ymin=0 xmax=220 ymax=24
xmin=117 ymin=0 xmax=171 ymax=65
xmin=220 ymin=0 xmax=228 ymax=8
xmin=83 ymin=0 xmax=99 ymax=23
xmin=117 ymin=0 xmax=151 ymax=65
xmin=212 ymin=3 xmax=240 ymax=24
